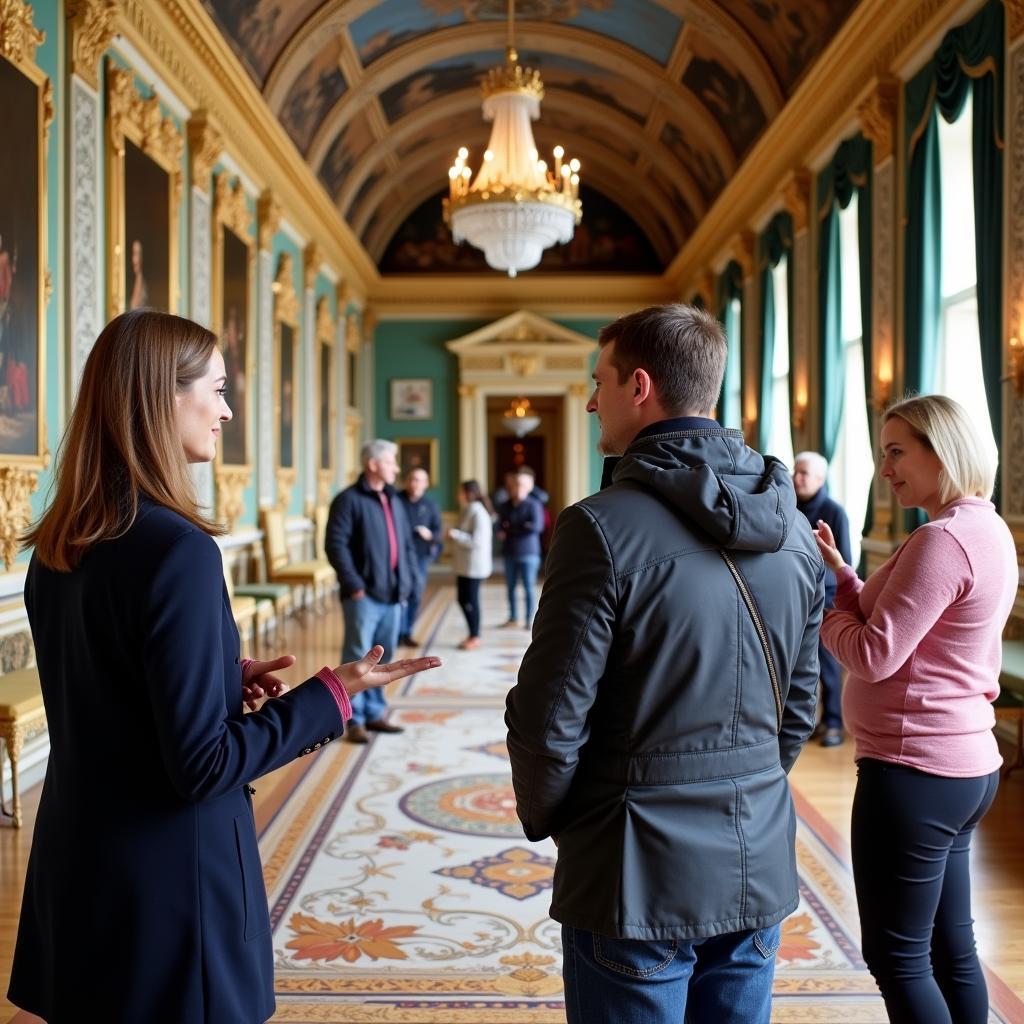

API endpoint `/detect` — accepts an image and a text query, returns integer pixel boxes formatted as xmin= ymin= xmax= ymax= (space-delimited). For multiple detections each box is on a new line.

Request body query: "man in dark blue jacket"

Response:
xmin=793 ymin=451 xmax=852 ymax=747
xmin=497 ymin=468 xmax=546 ymax=628
xmin=397 ymin=466 xmax=442 ymax=646
xmin=326 ymin=439 xmax=418 ymax=742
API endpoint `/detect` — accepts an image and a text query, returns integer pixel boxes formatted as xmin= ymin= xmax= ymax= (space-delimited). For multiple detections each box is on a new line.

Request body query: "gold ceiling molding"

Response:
xmin=67 ymin=0 xmax=117 ymax=90
xmin=213 ymin=172 xmax=251 ymax=237
xmin=780 ymin=169 xmax=811 ymax=233
xmin=304 ymin=242 xmax=324 ymax=291
xmin=0 ymin=0 xmax=43 ymax=66
xmin=345 ymin=311 xmax=363 ymax=348
xmin=115 ymin=0 xmax=374 ymax=294
xmin=316 ymin=295 xmax=334 ymax=343
xmin=857 ymin=76 xmax=900 ymax=164
xmin=306 ymin=22 xmax=736 ymax=180
xmin=731 ymin=231 xmax=757 ymax=282
xmin=257 ymin=190 xmax=281 ymax=252
xmin=696 ymin=270 xmax=716 ymax=309
xmin=186 ymin=110 xmax=223 ymax=190
xmin=665 ymin=0 xmax=969 ymax=294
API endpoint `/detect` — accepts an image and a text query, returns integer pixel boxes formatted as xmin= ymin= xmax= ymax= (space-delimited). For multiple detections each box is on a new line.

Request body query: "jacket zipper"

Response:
xmin=718 ymin=551 xmax=783 ymax=732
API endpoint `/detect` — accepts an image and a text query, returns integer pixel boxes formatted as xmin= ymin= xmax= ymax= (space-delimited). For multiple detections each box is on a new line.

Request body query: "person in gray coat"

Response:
xmin=506 ymin=304 xmax=825 ymax=1024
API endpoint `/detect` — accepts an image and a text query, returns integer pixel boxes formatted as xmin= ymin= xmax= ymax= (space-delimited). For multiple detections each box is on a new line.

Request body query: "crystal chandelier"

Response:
xmin=443 ymin=0 xmax=582 ymax=278
xmin=501 ymin=397 xmax=541 ymax=437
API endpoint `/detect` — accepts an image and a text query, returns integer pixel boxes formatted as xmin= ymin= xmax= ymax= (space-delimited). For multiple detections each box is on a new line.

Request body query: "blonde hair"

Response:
xmin=25 ymin=310 xmax=222 ymax=571
xmin=883 ymin=394 xmax=996 ymax=504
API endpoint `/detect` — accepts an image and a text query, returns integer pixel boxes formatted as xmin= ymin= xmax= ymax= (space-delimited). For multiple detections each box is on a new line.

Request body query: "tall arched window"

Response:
xmin=830 ymin=193 xmax=874 ymax=569
xmin=721 ymin=297 xmax=743 ymax=430
xmin=767 ymin=257 xmax=793 ymax=467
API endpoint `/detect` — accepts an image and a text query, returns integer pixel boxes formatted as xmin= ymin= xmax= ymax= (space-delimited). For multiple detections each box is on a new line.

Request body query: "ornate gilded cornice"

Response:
xmin=780 ymin=168 xmax=811 ymax=233
xmin=273 ymin=252 xmax=299 ymax=325
xmin=697 ymin=269 xmax=716 ymax=310
xmin=67 ymin=0 xmax=117 ymax=90
xmin=361 ymin=309 xmax=378 ymax=342
xmin=303 ymin=243 xmax=323 ymax=291
xmin=187 ymin=110 xmax=223 ymax=191
xmin=215 ymin=467 xmax=249 ymax=533
xmin=0 ymin=467 xmax=40 ymax=571
xmin=257 ymin=190 xmax=281 ymax=252
xmin=345 ymin=312 xmax=362 ymax=348
xmin=0 ymin=0 xmax=44 ymax=68
xmin=213 ymin=172 xmax=251 ymax=237
xmin=857 ymin=76 xmax=899 ymax=165
xmin=732 ymin=230 xmax=757 ymax=281
xmin=107 ymin=65 xmax=184 ymax=200
xmin=316 ymin=296 xmax=334 ymax=343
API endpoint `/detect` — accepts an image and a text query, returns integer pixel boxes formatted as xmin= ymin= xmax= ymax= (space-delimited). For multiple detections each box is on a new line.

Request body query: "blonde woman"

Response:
xmin=814 ymin=395 xmax=1015 ymax=1024
xmin=447 ymin=479 xmax=494 ymax=650
xmin=10 ymin=310 xmax=441 ymax=1023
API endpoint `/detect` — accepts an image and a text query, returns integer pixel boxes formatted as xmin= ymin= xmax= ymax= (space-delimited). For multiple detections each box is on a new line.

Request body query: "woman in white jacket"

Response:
xmin=447 ymin=479 xmax=493 ymax=650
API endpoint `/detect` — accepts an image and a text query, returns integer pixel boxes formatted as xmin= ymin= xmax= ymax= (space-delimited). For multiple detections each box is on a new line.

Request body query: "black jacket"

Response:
xmin=11 ymin=501 xmax=344 ymax=1023
xmin=796 ymin=485 xmax=851 ymax=604
xmin=325 ymin=475 xmax=418 ymax=603
xmin=506 ymin=425 xmax=825 ymax=940
xmin=397 ymin=491 xmax=443 ymax=561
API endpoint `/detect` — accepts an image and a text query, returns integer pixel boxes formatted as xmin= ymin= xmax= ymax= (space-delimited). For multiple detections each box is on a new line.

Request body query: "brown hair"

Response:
xmin=599 ymin=303 xmax=727 ymax=416
xmin=25 ymin=310 xmax=223 ymax=571
xmin=460 ymin=479 xmax=494 ymax=516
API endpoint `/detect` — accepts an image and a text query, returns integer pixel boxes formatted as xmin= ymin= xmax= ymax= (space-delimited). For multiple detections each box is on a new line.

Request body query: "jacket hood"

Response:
xmin=611 ymin=428 xmax=797 ymax=552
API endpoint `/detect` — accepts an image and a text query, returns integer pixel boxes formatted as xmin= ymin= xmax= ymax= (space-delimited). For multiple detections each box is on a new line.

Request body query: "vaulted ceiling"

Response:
xmin=203 ymin=0 xmax=860 ymax=273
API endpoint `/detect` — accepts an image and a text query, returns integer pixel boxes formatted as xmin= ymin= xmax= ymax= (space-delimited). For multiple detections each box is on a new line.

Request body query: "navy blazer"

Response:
xmin=9 ymin=500 xmax=345 ymax=1023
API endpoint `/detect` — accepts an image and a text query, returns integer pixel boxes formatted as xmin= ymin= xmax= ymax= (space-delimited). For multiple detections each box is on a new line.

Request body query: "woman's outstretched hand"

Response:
xmin=335 ymin=645 xmax=442 ymax=696
xmin=812 ymin=520 xmax=847 ymax=572
xmin=242 ymin=654 xmax=295 ymax=711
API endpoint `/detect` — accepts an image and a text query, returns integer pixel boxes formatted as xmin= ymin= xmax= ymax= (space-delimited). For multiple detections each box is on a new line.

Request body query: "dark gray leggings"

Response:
xmin=456 ymin=575 xmax=480 ymax=637
xmin=852 ymin=758 xmax=999 ymax=1023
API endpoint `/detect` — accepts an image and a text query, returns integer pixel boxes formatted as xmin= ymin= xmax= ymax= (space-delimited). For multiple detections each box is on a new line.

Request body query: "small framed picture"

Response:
xmin=390 ymin=377 xmax=432 ymax=420
xmin=395 ymin=437 xmax=438 ymax=483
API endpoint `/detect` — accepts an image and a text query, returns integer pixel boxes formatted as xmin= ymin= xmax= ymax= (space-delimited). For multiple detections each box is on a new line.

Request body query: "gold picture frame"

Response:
xmin=211 ymin=173 xmax=254 ymax=531
xmin=395 ymin=437 xmax=439 ymax=485
xmin=273 ymin=252 xmax=299 ymax=511
xmin=343 ymin=306 xmax=362 ymax=485
xmin=315 ymin=296 xmax=336 ymax=507
xmin=0 ymin=0 xmax=54 ymax=569
xmin=105 ymin=60 xmax=183 ymax=318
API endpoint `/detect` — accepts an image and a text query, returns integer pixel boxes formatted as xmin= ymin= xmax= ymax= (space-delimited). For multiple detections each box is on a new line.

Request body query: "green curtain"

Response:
xmin=717 ymin=261 xmax=744 ymax=428
xmin=757 ymin=213 xmax=793 ymax=453
xmin=904 ymin=0 xmax=1004 ymax=508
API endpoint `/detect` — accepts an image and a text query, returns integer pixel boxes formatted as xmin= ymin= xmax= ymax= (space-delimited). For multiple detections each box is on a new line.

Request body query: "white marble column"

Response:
xmin=188 ymin=160 xmax=215 ymax=512
xmin=302 ymin=246 xmax=319 ymax=515
xmin=335 ymin=287 xmax=348 ymax=490
xmin=257 ymin=194 xmax=280 ymax=508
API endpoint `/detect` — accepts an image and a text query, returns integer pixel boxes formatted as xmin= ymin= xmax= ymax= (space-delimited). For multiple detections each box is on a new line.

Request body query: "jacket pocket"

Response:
xmin=234 ymin=814 xmax=271 ymax=941
xmin=592 ymin=933 xmax=677 ymax=977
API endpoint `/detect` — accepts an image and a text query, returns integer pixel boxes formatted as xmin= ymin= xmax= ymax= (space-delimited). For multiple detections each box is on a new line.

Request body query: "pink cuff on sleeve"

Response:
xmin=835 ymin=564 xmax=859 ymax=589
xmin=240 ymin=658 xmax=254 ymax=681
xmin=316 ymin=666 xmax=353 ymax=722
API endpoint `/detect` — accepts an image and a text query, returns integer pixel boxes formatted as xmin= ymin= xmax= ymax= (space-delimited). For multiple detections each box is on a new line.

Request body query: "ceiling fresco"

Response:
xmin=202 ymin=0 xmax=862 ymax=273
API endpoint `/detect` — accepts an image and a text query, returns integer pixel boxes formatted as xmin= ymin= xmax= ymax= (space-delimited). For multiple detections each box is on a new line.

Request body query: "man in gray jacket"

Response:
xmin=506 ymin=304 xmax=825 ymax=1024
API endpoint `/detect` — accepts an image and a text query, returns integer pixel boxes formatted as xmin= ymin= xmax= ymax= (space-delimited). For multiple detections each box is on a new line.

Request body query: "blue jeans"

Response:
xmin=562 ymin=923 xmax=780 ymax=1024
xmin=505 ymin=553 xmax=541 ymax=624
xmin=341 ymin=596 xmax=401 ymax=726
xmin=401 ymin=554 xmax=430 ymax=638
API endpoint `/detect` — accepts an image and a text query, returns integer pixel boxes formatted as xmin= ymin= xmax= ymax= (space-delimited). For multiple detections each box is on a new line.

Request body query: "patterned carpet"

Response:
xmin=261 ymin=585 xmax=1024 ymax=1023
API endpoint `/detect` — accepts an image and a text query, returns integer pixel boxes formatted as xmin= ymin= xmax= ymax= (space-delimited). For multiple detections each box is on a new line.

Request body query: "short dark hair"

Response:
xmin=598 ymin=303 xmax=727 ymax=415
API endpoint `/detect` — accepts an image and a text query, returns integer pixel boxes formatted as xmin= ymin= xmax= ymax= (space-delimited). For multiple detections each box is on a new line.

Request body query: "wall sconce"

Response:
xmin=1006 ymin=335 xmax=1024 ymax=399
xmin=872 ymin=364 xmax=893 ymax=413
xmin=792 ymin=384 xmax=808 ymax=432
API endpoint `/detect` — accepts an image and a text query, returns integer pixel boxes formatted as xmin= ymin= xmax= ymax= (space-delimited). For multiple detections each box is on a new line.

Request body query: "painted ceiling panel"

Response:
xmin=202 ymin=0 xmax=863 ymax=273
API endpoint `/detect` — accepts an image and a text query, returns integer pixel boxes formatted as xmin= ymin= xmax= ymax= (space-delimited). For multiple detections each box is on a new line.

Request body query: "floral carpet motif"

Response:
xmin=259 ymin=584 xmax=1020 ymax=1023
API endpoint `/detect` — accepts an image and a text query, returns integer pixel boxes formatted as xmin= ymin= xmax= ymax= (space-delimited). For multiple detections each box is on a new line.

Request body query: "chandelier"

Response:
xmin=443 ymin=0 xmax=582 ymax=278
xmin=501 ymin=397 xmax=541 ymax=437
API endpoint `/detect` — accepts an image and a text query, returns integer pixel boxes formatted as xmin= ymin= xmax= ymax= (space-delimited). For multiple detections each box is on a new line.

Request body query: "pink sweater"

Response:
xmin=821 ymin=498 xmax=1017 ymax=777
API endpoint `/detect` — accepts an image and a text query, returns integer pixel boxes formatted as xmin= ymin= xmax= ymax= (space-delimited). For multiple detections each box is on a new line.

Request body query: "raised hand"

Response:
xmin=334 ymin=645 xmax=441 ymax=696
xmin=812 ymin=520 xmax=846 ymax=572
xmin=242 ymin=653 xmax=295 ymax=711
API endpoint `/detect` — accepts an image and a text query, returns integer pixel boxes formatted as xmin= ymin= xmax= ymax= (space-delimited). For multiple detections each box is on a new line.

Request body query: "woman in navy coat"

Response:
xmin=8 ymin=310 xmax=440 ymax=1023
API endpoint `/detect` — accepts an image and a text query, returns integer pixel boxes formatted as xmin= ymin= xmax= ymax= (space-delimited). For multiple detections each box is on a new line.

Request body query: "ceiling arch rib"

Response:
xmin=305 ymin=22 xmax=738 ymax=181
xmin=335 ymin=87 xmax=707 ymax=224
xmin=356 ymin=138 xmax=682 ymax=266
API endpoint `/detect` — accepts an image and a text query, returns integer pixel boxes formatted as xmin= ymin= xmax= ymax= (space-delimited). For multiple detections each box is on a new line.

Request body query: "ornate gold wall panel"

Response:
xmin=273 ymin=253 xmax=299 ymax=512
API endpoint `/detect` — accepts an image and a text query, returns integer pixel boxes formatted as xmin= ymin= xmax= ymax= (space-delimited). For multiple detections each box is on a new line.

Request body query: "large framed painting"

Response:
xmin=395 ymin=437 xmax=438 ymax=484
xmin=273 ymin=253 xmax=299 ymax=509
xmin=316 ymin=297 xmax=335 ymax=505
xmin=211 ymin=173 xmax=253 ymax=532
xmin=105 ymin=62 xmax=182 ymax=317
xmin=390 ymin=377 xmax=432 ymax=420
xmin=0 ymin=2 xmax=52 ymax=567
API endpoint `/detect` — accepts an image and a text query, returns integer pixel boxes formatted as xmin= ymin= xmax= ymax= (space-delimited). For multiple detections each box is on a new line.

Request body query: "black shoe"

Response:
xmin=811 ymin=721 xmax=828 ymax=738
xmin=820 ymin=727 xmax=844 ymax=748
xmin=398 ymin=634 xmax=418 ymax=647
xmin=345 ymin=723 xmax=369 ymax=744
xmin=366 ymin=719 xmax=405 ymax=734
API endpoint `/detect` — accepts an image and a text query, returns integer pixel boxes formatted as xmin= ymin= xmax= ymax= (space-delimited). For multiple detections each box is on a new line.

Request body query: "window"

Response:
xmin=936 ymin=99 xmax=996 ymax=453
xmin=766 ymin=257 xmax=794 ymax=468
xmin=721 ymin=296 xmax=742 ymax=429
xmin=829 ymin=193 xmax=874 ymax=569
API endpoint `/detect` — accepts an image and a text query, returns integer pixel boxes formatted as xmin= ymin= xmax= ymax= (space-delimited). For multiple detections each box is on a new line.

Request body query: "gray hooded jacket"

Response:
xmin=506 ymin=425 xmax=825 ymax=940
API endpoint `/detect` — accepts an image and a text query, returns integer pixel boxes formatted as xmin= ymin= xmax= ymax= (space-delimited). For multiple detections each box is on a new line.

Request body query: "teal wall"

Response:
xmin=374 ymin=316 xmax=608 ymax=510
